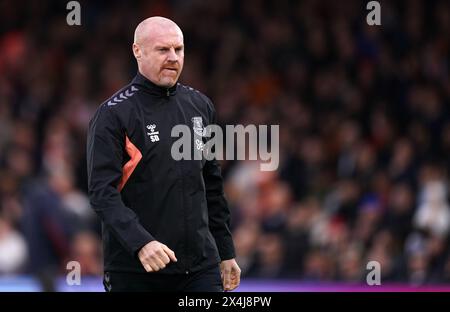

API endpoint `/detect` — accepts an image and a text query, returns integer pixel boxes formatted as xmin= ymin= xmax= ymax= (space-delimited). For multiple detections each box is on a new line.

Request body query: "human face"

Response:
xmin=135 ymin=28 xmax=184 ymax=88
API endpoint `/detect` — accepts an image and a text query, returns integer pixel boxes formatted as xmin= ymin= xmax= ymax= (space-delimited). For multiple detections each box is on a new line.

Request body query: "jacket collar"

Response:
xmin=132 ymin=71 xmax=178 ymax=97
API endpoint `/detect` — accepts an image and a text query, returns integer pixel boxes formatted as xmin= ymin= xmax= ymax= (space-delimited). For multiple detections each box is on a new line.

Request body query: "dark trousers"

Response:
xmin=103 ymin=265 xmax=223 ymax=292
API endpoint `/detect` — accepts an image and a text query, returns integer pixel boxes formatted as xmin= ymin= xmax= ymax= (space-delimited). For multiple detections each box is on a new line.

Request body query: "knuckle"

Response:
xmin=150 ymin=252 xmax=158 ymax=258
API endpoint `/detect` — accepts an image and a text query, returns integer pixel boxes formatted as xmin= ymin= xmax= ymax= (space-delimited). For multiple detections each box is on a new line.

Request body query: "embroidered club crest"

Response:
xmin=191 ymin=117 xmax=205 ymax=136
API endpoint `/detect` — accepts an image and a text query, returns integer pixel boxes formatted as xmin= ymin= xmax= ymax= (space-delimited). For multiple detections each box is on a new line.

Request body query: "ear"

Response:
xmin=133 ymin=43 xmax=141 ymax=59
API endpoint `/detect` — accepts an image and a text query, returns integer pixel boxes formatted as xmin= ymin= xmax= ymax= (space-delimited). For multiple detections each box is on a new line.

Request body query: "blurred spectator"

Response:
xmin=365 ymin=229 xmax=401 ymax=281
xmin=233 ymin=220 xmax=260 ymax=277
xmin=302 ymin=248 xmax=336 ymax=282
xmin=337 ymin=243 xmax=364 ymax=282
xmin=414 ymin=179 xmax=450 ymax=237
xmin=70 ymin=231 xmax=102 ymax=276
xmin=382 ymin=183 xmax=415 ymax=244
xmin=247 ymin=232 xmax=288 ymax=279
xmin=20 ymin=172 xmax=75 ymax=289
xmin=0 ymin=213 xmax=28 ymax=275
xmin=48 ymin=169 xmax=96 ymax=232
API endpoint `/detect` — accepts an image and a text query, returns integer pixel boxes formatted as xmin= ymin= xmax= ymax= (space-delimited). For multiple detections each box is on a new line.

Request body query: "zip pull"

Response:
xmin=166 ymin=89 xmax=170 ymax=97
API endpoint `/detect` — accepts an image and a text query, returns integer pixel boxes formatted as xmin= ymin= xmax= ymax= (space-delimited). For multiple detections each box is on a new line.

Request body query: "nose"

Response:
xmin=167 ymin=47 xmax=178 ymax=62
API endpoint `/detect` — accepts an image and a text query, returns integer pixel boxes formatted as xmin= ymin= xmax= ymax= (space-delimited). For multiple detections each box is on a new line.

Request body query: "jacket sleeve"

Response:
xmin=203 ymin=102 xmax=236 ymax=261
xmin=86 ymin=104 xmax=154 ymax=256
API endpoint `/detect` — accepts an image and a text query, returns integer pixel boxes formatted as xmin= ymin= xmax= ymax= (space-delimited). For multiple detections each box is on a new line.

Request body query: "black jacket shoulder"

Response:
xmin=91 ymin=83 xmax=144 ymax=129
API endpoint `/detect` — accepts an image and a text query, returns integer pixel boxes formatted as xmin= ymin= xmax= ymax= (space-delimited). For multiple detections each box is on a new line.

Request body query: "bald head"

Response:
xmin=133 ymin=16 xmax=184 ymax=87
xmin=134 ymin=16 xmax=183 ymax=46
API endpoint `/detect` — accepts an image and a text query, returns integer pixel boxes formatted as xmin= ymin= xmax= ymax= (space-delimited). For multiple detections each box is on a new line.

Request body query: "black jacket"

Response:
xmin=87 ymin=72 xmax=235 ymax=274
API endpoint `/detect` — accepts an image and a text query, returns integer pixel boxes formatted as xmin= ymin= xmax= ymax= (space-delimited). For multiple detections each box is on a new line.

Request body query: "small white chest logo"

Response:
xmin=146 ymin=124 xmax=160 ymax=142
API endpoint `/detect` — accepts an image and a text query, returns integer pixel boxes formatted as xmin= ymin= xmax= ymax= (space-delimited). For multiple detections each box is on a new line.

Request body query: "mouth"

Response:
xmin=163 ymin=68 xmax=178 ymax=73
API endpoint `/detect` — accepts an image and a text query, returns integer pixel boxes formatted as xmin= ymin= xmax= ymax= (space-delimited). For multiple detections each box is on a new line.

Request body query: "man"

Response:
xmin=87 ymin=16 xmax=240 ymax=292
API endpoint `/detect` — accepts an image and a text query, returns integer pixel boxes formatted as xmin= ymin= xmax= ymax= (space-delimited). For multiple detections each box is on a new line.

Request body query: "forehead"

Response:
xmin=148 ymin=27 xmax=184 ymax=47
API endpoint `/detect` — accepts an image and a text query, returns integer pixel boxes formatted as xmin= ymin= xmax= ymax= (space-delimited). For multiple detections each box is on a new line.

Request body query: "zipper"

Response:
xmin=180 ymin=161 xmax=189 ymax=274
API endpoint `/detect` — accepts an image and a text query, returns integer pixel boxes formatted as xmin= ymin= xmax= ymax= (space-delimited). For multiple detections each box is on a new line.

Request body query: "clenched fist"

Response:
xmin=138 ymin=241 xmax=177 ymax=272
xmin=220 ymin=258 xmax=241 ymax=291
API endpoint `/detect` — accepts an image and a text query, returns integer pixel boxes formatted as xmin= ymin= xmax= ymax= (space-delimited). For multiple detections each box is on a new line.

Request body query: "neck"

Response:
xmin=133 ymin=71 xmax=178 ymax=97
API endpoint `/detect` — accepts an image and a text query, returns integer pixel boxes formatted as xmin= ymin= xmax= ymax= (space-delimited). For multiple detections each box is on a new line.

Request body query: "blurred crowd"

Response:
xmin=0 ymin=0 xmax=449 ymax=289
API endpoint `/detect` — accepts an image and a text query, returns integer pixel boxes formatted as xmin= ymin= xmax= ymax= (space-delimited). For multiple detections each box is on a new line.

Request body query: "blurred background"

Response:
xmin=0 ymin=0 xmax=449 ymax=291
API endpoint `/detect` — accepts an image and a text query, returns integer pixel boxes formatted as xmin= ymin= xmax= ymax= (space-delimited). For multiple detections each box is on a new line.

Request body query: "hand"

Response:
xmin=138 ymin=241 xmax=177 ymax=272
xmin=220 ymin=258 xmax=241 ymax=291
